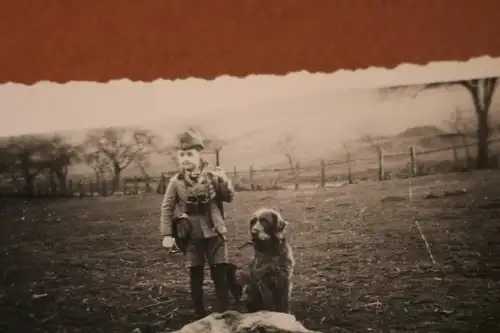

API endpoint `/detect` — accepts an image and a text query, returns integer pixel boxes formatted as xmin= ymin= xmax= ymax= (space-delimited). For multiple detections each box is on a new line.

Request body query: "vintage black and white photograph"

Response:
xmin=1 ymin=57 xmax=500 ymax=333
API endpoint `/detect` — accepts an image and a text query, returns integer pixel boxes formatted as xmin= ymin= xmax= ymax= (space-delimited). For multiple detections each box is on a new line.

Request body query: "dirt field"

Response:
xmin=1 ymin=170 xmax=500 ymax=333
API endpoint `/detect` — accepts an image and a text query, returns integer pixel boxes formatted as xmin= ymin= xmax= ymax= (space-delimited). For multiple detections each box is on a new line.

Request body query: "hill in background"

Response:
xmin=57 ymin=119 xmax=500 ymax=180
xmin=76 ymin=124 xmax=457 ymax=178
xmin=398 ymin=125 xmax=447 ymax=138
xmin=8 ymin=88 xmax=500 ymax=180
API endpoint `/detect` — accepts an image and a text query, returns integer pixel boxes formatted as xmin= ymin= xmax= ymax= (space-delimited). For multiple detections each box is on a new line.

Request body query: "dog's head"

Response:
xmin=249 ymin=208 xmax=289 ymax=242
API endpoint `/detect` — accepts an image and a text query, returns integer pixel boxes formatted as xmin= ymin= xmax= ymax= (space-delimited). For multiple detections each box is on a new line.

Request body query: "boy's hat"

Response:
xmin=175 ymin=129 xmax=205 ymax=151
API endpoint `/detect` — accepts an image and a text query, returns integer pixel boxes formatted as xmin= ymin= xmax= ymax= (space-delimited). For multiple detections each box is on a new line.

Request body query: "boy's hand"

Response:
xmin=162 ymin=236 xmax=176 ymax=249
xmin=214 ymin=166 xmax=229 ymax=182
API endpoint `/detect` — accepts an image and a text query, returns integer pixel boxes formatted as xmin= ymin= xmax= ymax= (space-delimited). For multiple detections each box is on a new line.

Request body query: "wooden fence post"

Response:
xmin=101 ymin=180 xmax=108 ymax=197
xmin=144 ymin=178 xmax=151 ymax=193
xmin=231 ymin=166 xmax=238 ymax=186
xmin=78 ymin=180 xmax=84 ymax=198
xmin=249 ymin=166 xmax=254 ymax=190
xmin=320 ymin=160 xmax=326 ymax=188
xmin=294 ymin=162 xmax=300 ymax=190
xmin=49 ymin=172 xmax=55 ymax=196
xmin=60 ymin=180 xmax=66 ymax=197
xmin=409 ymin=146 xmax=417 ymax=177
xmin=134 ymin=180 xmax=140 ymax=195
xmin=39 ymin=183 xmax=46 ymax=197
xmin=94 ymin=180 xmax=100 ymax=195
xmin=451 ymin=146 xmax=459 ymax=168
xmin=215 ymin=148 xmax=221 ymax=166
xmin=378 ymin=149 xmax=385 ymax=181
xmin=462 ymin=136 xmax=472 ymax=169
xmin=346 ymin=152 xmax=353 ymax=185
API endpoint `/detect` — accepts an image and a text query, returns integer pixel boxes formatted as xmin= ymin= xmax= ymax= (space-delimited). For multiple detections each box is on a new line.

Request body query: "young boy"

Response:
xmin=160 ymin=130 xmax=237 ymax=318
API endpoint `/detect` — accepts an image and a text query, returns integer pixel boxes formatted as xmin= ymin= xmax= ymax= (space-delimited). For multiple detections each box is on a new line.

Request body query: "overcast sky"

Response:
xmin=1 ymin=56 xmax=499 ymax=143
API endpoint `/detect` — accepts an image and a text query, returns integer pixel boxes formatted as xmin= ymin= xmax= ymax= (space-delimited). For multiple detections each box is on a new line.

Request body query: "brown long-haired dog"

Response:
xmin=240 ymin=208 xmax=295 ymax=314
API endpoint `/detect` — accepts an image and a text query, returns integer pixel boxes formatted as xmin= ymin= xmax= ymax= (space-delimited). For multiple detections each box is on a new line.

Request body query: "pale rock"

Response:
xmin=161 ymin=310 xmax=322 ymax=333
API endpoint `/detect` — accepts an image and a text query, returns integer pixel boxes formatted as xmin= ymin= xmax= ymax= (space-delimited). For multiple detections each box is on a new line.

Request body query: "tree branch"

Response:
xmin=483 ymin=77 xmax=498 ymax=113
xmin=82 ymin=127 xmax=159 ymax=180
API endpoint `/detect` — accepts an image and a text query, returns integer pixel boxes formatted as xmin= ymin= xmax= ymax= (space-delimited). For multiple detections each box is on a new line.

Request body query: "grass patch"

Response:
xmin=1 ymin=170 xmax=500 ymax=332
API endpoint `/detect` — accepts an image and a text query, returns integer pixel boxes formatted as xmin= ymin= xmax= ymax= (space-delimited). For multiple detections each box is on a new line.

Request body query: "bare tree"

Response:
xmin=0 ymin=135 xmax=79 ymax=196
xmin=83 ymin=150 xmax=112 ymax=185
xmin=2 ymin=135 xmax=54 ymax=196
xmin=0 ymin=142 xmax=18 ymax=188
xmin=360 ymin=134 xmax=385 ymax=181
xmin=274 ymin=133 xmax=300 ymax=181
xmin=82 ymin=127 xmax=160 ymax=191
xmin=0 ymin=142 xmax=13 ymax=176
xmin=380 ymin=77 xmax=498 ymax=169
xmin=44 ymin=135 xmax=81 ymax=193
xmin=132 ymin=150 xmax=158 ymax=192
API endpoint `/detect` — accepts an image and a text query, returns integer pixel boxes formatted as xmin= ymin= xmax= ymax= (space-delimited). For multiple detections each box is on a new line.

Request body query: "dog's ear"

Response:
xmin=272 ymin=210 xmax=288 ymax=238
xmin=248 ymin=216 xmax=258 ymax=231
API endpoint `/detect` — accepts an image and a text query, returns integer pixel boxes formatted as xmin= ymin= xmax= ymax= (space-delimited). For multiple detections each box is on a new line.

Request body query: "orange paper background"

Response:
xmin=0 ymin=0 xmax=499 ymax=84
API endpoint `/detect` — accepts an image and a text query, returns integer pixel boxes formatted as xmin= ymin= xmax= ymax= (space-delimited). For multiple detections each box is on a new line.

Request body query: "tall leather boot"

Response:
xmin=210 ymin=264 xmax=230 ymax=313
xmin=189 ymin=266 xmax=207 ymax=319
xmin=224 ymin=263 xmax=243 ymax=303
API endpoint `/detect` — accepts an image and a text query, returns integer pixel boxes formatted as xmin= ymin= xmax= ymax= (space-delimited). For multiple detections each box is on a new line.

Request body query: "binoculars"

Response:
xmin=185 ymin=194 xmax=210 ymax=214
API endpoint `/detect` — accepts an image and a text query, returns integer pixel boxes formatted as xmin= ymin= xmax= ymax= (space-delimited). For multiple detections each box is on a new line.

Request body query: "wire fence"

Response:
xmin=1 ymin=139 xmax=500 ymax=198
xmin=222 ymin=138 xmax=500 ymax=191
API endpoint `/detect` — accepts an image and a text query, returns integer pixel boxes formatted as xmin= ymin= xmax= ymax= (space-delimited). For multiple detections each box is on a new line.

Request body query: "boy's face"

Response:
xmin=177 ymin=148 xmax=201 ymax=171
